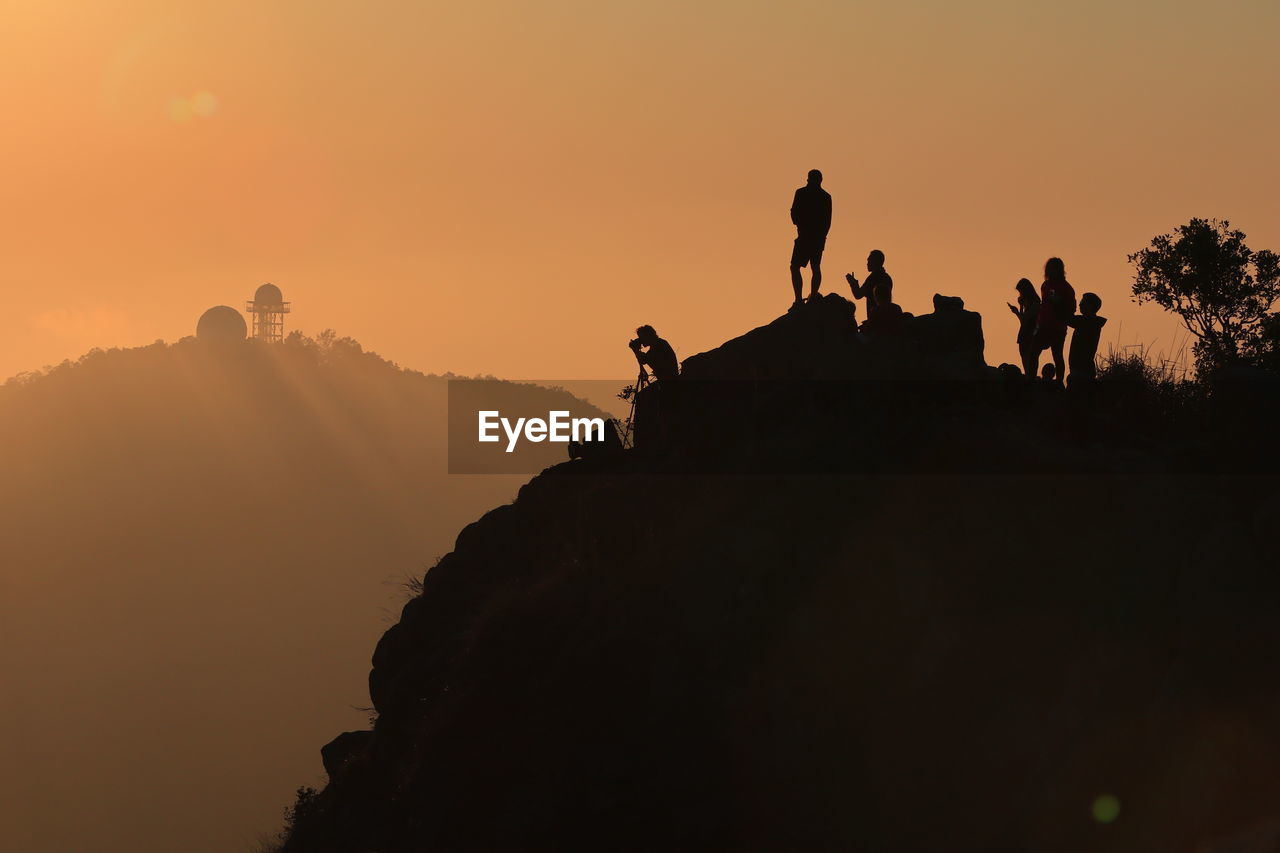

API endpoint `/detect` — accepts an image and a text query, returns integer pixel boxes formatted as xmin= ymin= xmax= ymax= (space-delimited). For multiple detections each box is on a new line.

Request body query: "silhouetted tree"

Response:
xmin=1128 ymin=218 xmax=1280 ymax=372
xmin=1242 ymin=312 xmax=1280 ymax=374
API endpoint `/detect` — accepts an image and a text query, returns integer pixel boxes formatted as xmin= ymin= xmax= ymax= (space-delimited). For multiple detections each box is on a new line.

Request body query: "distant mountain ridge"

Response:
xmin=0 ymin=331 xmax=604 ymax=853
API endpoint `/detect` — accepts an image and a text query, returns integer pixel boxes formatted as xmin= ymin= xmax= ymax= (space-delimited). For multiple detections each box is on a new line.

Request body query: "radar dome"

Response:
xmin=254 ymin=283 xmax=284 ymax=305
xmin=196 ymin=306 xmax=248 ymax=341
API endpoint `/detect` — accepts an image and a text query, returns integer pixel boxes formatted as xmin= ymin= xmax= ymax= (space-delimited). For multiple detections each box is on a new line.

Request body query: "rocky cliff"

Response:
xmin=281 ymin=296 xmax=1280 ymax=853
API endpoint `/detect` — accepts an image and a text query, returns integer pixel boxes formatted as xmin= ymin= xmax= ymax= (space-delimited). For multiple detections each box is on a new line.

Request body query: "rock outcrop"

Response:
xmin=281 ymin=297 xmax=1280 ymax=853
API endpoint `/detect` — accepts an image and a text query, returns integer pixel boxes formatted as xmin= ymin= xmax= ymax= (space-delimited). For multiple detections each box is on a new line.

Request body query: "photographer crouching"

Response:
xmin=629 ymin=325 xmax=679 ymax=384
xmin=628 ymin=325 xmax=679 ymax=449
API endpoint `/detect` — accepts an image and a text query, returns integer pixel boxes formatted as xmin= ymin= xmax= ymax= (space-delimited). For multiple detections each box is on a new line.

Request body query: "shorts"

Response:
xmin=1036 ymin=325 xmax=1067 ymax=351
xmin=791 ymin=236 xmax=825 ymax=269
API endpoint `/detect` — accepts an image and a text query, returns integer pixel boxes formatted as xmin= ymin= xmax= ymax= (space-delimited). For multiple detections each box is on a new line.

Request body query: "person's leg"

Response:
xmin=1052 ymin=339 xmax=1066 ymax=386
xmin=810 ymin=255 xmax=823 ymax=297
xmin=1020 ymin=342 xmax=1038 ymax=381
xmin=789 ymin=240 xmax=805 ymax=305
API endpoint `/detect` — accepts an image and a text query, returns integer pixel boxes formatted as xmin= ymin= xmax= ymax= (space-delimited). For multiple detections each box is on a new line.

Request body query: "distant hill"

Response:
xmin=0 ymin=331 xmax=604 ymax=853
xmin=279 ymin=295 xmax=1280 ymax=853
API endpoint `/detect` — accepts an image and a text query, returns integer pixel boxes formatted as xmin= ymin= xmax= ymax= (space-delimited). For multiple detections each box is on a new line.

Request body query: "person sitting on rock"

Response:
xmin=1035 ymin=257 xmax=1077 ymax=387
xmin=846 ymin=250 xmax=893 ymax=318
xmin=1066 ymin=292 xmax=1107 ymax=386
xmin=859 ymin=283 xmax=904 ymax=335
xmin=629 ymin=325 xmax=679 ymax=383
xmin=1007 ymin=278 xmax=1041 ymax=379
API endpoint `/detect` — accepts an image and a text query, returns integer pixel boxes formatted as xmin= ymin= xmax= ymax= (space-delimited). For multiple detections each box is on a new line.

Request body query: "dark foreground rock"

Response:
xmin=280 ymin=295 xmax=1280 ymax=853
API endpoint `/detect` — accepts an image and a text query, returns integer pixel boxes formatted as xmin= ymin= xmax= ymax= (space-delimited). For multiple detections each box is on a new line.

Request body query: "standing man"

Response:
xmin=789 ymin=169 xmax=832 ymax=308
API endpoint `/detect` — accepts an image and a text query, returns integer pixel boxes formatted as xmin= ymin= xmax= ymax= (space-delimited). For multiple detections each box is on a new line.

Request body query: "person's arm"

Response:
xmin=847 ymin=273 xmax=864 ymax=299
xmin=790 ymin=190 xmax=801 ymax=227
xmin=819 ymin=194 xmax=832 ymax=239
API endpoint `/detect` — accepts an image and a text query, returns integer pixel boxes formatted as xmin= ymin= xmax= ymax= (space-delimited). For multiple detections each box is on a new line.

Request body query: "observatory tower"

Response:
xmin=245 ymin=283 xmax=290 ymax=343
xmin=196 ymin=306 xmax=247 ymax=341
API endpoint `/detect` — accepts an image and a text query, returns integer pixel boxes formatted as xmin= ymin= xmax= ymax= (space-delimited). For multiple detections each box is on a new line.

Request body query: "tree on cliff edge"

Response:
xmin=1129 ymin=218 xmax=1280 ymax=373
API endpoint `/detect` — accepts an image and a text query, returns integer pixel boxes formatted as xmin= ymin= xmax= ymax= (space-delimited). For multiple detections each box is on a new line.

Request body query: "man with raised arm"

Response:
xmin=847 ymin=249 xmax=894 ymax=319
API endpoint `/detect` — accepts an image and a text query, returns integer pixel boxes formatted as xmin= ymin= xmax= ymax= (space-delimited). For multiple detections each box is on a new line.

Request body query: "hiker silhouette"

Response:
xmin=1036 ymin=257 xmax=1077 ymax=387
xmin=628 ymin=325 xmax=679 ymax=450
xmin=1007 ymin=278 xmax=1041 ymax=379
xmin=629 ymin=325 xmax=679 ymax=383
xmin=789 ymin=169 xmax=831 ymax=307
xmin=1066 ymin=292 xmax=1107 ymax=386
xmin=847 ymin=250 xmax=893 ymax=316
xmin=860 ymin=282 xmax=905 ymax=335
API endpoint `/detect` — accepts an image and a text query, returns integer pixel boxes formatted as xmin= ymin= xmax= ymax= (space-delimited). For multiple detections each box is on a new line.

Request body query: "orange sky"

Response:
xmin=2 ymin=0 xmax=1277 ymax=382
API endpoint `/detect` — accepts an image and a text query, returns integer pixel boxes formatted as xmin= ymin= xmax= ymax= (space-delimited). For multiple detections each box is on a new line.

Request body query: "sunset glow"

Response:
xmin=2 ymin=0 xmax=1275 ymax=382
xmin=2 ymin=4 xmax=1279 ymax=850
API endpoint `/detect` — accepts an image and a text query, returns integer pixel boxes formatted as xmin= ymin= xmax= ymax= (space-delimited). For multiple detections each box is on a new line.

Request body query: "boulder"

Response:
xmin=321 ymin=730 xmax=372 ymax=780
xmin=903 ymin=293 xmax=986 ymax=372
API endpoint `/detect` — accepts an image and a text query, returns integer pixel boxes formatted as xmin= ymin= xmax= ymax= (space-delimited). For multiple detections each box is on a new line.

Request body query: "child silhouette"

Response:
xmin=1066 ymin=292 xmax=1107 ymax=385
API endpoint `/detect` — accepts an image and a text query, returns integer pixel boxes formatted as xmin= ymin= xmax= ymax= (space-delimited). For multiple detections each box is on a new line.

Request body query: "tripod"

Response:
xmin=621 ymin=365 xmax=650 ymax=449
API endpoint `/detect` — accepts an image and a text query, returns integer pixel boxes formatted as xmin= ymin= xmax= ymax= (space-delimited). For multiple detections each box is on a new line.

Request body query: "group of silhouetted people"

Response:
xmin=1007 ymin=258 xmax=1107 ymax=387
xmin=789 ymin=170 xmax=904 ymax=334
xmin=847 ymin=250 xmax=902 ymax=334
xmin=624 ymin=171 xmax=1113 ymax=409
xmin=788 ymin=169 xmax=1108 ymax=383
